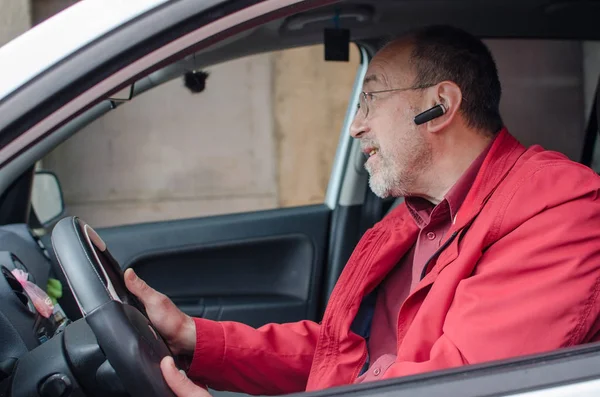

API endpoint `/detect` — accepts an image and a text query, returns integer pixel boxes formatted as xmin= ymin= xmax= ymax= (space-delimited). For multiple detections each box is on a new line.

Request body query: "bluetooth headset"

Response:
xmin=413 ymin=103 xmax=446 ymax=125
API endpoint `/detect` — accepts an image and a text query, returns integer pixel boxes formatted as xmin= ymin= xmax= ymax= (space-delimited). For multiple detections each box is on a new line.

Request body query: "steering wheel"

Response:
xmin=51 ymin=216 xmax=175 ymax=397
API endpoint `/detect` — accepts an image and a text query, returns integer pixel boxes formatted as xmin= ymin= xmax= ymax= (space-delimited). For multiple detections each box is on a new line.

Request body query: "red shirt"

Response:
xmin=359 ymin=141 xmax=493 ymax=382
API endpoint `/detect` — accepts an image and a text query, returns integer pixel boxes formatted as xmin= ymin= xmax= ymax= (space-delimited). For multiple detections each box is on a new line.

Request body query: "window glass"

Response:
xmin=38 ymin=45 xmax=361 ymax=227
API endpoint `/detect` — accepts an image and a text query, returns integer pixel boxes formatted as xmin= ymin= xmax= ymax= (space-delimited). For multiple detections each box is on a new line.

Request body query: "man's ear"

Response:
xmin=423 ymin=81 xmax=463 ymax=133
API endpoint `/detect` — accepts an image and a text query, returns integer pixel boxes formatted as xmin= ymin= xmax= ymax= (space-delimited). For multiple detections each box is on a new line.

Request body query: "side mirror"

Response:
xmin=31 ymin=171 xmax=65 ymax=226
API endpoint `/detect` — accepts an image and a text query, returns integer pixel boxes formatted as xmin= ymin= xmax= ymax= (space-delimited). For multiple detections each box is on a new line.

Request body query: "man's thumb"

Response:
xmin=161 ymin=356 xmax=211 ymax=397
xmin=124 ymin=268 xmax=152 ymax=303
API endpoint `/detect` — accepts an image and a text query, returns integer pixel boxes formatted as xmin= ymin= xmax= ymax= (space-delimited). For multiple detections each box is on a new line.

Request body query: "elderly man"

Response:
xmin=125 ymin=25 xmax=600 ymax=396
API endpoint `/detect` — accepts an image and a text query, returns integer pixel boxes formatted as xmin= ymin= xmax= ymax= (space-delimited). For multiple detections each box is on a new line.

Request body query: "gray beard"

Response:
xmin=365 ymin=157 xmax=406 ymax=198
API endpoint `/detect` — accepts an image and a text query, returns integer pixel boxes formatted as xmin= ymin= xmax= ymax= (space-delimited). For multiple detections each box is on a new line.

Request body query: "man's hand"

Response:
xmin=161 ymin=356 xmax=213 ymax=397
xmin=124 ymin=268 xmax=196 ymax=356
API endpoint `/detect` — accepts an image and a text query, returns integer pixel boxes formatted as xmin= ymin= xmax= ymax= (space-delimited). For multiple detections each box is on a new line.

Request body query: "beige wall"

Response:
xmin=0 ymin=0 xmax=31 ymax=47
xmin=274 ymin=45 xmax=361 ymax=207
xmin=44 ymin=54 xmax=281 ymax=226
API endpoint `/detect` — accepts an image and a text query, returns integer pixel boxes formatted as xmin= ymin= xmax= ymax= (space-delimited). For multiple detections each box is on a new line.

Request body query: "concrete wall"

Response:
xmin=274 ymin=45 xmax=361 ymax=208
xmin=44 ymin=54 xmax=281 ymax=227
xmin=0 ymin=0 xmax=31 ymax=47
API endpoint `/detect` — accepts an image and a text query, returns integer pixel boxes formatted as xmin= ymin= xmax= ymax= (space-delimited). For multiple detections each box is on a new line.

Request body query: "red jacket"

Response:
xmin=187 ymin=129 xmax=600 ymax=394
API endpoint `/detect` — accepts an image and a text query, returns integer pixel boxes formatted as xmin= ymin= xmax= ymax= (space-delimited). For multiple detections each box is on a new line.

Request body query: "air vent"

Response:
xmin=11 ymin=255 xmax=26 ymax=272
xmin=1 ymin=266 xmax=36 ymax=314
xmin=0 ymin=252 xmax=34 ymax=283
xmin=10 ymin=254 xmax=34 ymax=283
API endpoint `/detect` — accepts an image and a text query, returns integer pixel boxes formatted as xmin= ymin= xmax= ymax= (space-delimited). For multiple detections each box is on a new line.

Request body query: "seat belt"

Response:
xmin=580 ymin=74 xmax=600 ymax=166
xmin=350 ymin=289 xmax=377 ymax=376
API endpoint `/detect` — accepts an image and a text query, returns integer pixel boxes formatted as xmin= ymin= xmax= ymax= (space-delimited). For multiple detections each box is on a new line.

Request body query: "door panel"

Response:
xmin=98 ymin=204 xmax=331 ymax=325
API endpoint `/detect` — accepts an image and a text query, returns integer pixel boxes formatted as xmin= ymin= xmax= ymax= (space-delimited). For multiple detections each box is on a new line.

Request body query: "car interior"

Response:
xmin=1 ymin=0 xmax=600 ymax=396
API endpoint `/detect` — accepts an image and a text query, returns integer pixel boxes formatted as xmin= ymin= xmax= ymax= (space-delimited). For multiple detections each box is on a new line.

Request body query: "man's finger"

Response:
xmin=124 ymin=268 xmax=155 ymax=306
xmin=161 ymin=356 xmax=212 ymax=397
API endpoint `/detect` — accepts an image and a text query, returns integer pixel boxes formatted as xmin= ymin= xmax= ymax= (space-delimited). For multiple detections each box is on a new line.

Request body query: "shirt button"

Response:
xmin=426 ymin=232 xmax=436 ymax=240
xmin=373 ymin=368 xmax=381 ymax=376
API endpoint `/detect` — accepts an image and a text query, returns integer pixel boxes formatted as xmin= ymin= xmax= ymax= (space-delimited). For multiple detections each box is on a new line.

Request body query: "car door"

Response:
xmin=98 ymin=206 xmax=330 ymax=326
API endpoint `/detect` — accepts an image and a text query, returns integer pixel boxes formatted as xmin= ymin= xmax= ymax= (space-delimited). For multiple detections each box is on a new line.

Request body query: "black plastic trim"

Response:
xmin=9 ymin=323 xmax=83 ymax=397
xmin=0 ymin=166 xmax=33 ymax=225
xmin=100 ymin=205 xmax=331 ymax=322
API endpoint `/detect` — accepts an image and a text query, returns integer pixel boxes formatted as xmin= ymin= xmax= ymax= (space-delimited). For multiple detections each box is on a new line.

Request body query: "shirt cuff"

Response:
xmin=186 ymin=317 xmax=226 ymax=381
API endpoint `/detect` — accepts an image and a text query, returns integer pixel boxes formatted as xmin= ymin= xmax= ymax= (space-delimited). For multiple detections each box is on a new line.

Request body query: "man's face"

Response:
xmin=350 ymin=44 xmax=432 ymax=199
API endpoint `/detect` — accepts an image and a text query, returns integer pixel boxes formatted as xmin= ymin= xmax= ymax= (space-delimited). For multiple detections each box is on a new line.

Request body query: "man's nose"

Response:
xmin=350 ymin=113 xmax=368 ymax=138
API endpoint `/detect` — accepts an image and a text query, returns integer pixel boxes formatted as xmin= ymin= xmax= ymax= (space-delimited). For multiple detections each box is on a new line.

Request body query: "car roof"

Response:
xmin=0 ymin=0 xmax=169 ymax=101
xmin=337 ymin=0 xmax=600 ymax=41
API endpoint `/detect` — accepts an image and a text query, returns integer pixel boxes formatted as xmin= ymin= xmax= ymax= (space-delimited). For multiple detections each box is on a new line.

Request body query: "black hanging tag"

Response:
xmin=324 ymin=10 xmax=349 ymax=62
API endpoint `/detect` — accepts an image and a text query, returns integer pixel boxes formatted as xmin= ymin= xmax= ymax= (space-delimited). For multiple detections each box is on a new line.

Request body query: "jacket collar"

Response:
xmin=386 ymin=127 xmax=525 ymax=232
xmin=449 ymin=127 xmax=526 ymax=234
xmin=412 ymin=128 xmax=527 ymax=289
xmin=382 ymin=128 xmax=526 ymax=290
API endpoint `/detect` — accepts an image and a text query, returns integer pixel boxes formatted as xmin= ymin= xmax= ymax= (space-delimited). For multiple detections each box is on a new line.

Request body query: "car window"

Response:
xmin=36 ymin=45 xmax=361 ymax=228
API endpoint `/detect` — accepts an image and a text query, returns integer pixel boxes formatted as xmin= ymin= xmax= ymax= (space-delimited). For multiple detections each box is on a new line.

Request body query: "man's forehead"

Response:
xmin=362 ymin=61 xmax=391 ymax=89
xmin=362 ymin=67 xmax=410 ymax=90
xmin=363 ymin=42 xmax=414 ymax=89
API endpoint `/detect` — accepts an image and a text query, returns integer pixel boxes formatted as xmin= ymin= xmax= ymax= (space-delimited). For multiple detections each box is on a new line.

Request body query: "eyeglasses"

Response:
xmin=356 ymin=84 xmax=435 ymax=119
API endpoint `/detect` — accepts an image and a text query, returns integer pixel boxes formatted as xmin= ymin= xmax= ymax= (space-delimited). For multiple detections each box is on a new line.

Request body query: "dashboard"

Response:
xmin=0 ymin=219 xmax=171 ymax=397
xmin=0 ymin=224 xmax=80 ymax=386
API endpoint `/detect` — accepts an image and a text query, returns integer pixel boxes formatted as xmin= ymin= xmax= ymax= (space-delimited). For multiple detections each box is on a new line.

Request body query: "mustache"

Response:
xmin=360 ymin=139 xmax=379 ymax=152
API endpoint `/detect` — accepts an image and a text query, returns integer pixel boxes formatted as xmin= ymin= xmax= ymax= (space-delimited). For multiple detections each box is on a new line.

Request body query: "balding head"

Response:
xmin=362 ymin=38 xmax=416 ymax=91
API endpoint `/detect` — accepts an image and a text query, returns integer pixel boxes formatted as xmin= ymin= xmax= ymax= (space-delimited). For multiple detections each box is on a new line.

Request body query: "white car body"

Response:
xmin=0 ymin=0 xmax=169 ymax=101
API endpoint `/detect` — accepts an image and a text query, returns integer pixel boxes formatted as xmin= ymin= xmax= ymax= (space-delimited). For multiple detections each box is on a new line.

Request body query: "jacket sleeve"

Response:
xmin=381 ymin=166 xmax=600 ymax=380
xmin=186 ymin=318 xmax=320 ymax=395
